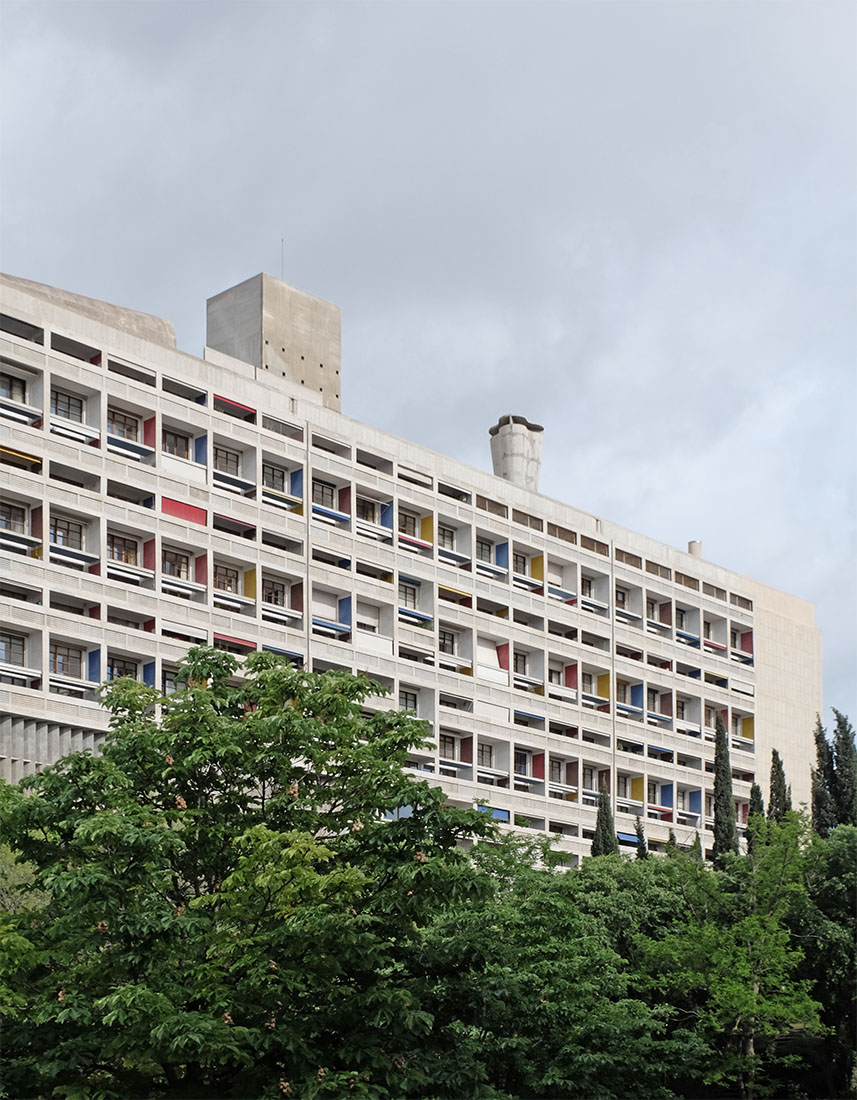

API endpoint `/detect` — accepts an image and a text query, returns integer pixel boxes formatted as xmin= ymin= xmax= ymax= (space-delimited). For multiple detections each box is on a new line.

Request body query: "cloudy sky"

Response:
xmin=2 ymin=1 xmax=855 ymax=723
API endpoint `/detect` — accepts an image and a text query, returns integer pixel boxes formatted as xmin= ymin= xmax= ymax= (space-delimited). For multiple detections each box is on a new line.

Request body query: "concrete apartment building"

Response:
xmin=0 ymin=272 xmax=822 ymax=862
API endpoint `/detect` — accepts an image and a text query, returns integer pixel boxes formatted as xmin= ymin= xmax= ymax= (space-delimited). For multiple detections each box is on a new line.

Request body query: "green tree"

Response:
xmin=830 ymin=710 xmax=857 ymax=827
xmin=811 ymin=715 xmax=837 ymax=837
xmin=747 ymin=782 xmax=765 ymax=854
xmin=767 ymin=749 xmax=790 ymax=822
xmin=0 ymin=648 xmax=497 ymax=1100
xmin=634 ymin=815 xmax=649 ymax=860
xmin=712 ymin=713 xmax=739 ymax=864
xmin=591 ymin=786 xmax=619 ymax=856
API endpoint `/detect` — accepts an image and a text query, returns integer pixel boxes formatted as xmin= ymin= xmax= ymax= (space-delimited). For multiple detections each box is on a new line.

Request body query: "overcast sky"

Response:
xmin=2 ymin=1 xmax=855 ymax=728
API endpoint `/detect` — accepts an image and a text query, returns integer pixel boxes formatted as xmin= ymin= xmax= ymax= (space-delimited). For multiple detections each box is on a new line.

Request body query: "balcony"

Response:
xmin=513 ymin=671 xmax=544 ymax=694
xmin=0 ymin=660 xmax=41 ymax=688
xmin=50 ymin=417 xmax=101 ymax=446
xmin=261 ymin=485 xmax=303 ymax=513
xmin=0 ymin=521 xmax=41 ymax=554
xmin=48 ymin=542 xmax=100 ymax=568
xmin=311 ymin=503 xmax=351 ymax=527
xmin=160 ymin=575 xmax=207 ymax=599
xmin=397 ymin=531 xmax=433 ymax=556
xmin=0 ymin=393 xmax=41 ymax=427
xmin=547 ymin=583 xmax=576 ymax=604
xmin=261 ymin=599 xmax=302 ymax=627
xmin=213 ymin=468 xmax=256 ymax=496
xmin=676 ymin=629 xmax=701 ymax=648
xmin=106 ymin=434 xmax=156 ymax=462
xmin=212 ymin=587 xmax=256 ymax=613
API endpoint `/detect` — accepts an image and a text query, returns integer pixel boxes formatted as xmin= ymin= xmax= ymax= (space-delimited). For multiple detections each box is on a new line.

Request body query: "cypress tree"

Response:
xmin=712 ymin=712 xmax=738 ymax=864
xmin=811 ymin=716 xmax=836 ymax=837
xmin=591 ymin=786 xmax=619 ymax=856
xmin=747 ymin=781 xmax=765 ymax=853
xmin=634 ymin=815 xmax=648 ymax=860
xmin=665 ymin=828 xmax=678 ymax=856
xmin=768 ymin=749 xmax=789 ymax=822
xmin=831 ymin=709 xmax=857 ymax=827
xmin=689 ymin=831 xmax=703 ymax=863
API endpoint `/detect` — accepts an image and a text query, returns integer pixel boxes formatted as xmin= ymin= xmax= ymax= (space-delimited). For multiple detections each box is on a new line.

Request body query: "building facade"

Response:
xmin=0 ymin=272 xmax=822 ymax=862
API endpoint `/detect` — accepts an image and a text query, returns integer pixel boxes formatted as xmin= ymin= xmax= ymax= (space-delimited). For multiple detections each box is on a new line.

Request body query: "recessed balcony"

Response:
xmin=0 ymin=394 xmax=41 ymax=426
xmin=213 ymin=469 xmax=257 ymax=495
xmin=48 ymin=543 xmax=100 ymax=568
xmin=105 ymin=560 xmax=155 ymax=585
xmin=106 ymin=434 xmax=156 ymax=462
xmin=0 ymin=661 xmax=41 ymax=687
xmin=50 ymin=417 xmax=101 ymax=446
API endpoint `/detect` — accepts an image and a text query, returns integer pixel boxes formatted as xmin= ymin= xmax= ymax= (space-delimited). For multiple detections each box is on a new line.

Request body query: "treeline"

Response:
xmin=0 ymin=648 xmax=854 ymax=1100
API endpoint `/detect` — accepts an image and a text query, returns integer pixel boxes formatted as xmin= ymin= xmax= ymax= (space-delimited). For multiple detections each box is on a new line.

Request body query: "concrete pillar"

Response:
xmin=489 ymin=415 xmax=544 ymax=492
xmin=688 ymin=540 xmax=703 ymax=558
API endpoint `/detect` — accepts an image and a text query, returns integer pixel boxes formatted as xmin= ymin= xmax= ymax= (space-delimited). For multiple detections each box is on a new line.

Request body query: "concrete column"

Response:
xmin=489 ymin=415 xmax=544 ymax=492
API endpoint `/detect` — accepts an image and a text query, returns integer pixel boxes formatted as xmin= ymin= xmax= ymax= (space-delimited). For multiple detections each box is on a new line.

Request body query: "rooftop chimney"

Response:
xmin=688 ymin=540 xmax=703 ymax=557
xmin=489 ymin=415 xmax=544 ymax=493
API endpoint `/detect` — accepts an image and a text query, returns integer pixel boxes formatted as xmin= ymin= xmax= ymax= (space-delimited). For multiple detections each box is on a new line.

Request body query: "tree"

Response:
xmin=0 ymin=648 xmax=497 ymax=1100
xmin=712 ymin=712 xmax=739 ymax=864
xmin=767 ymin=749 xmax=790 ymax=822
xmin=811 ymin=715 xmax=837 ymax=837
xmin=590 ymin=786 xmax=619 ymax=856
xmin=747 ymin=782 xmax=765 ymax=854
xmin=689 ymin=831 xmax=703 ymax=864
xmin=830 ymin=710 xmax=857 ymax=827
xmin=634 ymin=815 xmax=648 ymax=860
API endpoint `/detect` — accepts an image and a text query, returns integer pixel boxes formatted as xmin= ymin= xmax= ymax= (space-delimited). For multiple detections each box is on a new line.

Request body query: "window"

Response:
xmin=162 ymin=669 xmax=178 ymax=696
xmin=731 ymin=629 xmax=740 ymax=649
xmin=50 ymin=516 xmax=83 ymax=549
xmin=50 ymin=642 xmax=82 ymax=678
xmin=675 ymin=608 xmax=686 ymax=630
xmin=616 ymin=681 xmax=628 ymax=703
xmin=1 ymin=502 xmax=26 ymax=533
xmin=582 ymin=766 xmax=595 ymax=790
xmin=676 ymin=700 xmax=686 ymax=720
xmin=581 ymin=576 xmax=593 ymax=598
xmin=437 ymin=525 xmax=455 ymax=551
xmin=107 ymin=533 xmax=138 ymax=565
xmin=705 ymin=795 xmax=714 ymax=817
xmin=162 ymin=550 xmax=189 ymax=579
xmin=677 ymin=789 xmax=686 ymax=811
xmin=513 ymin=552 xmax=528 ymax=575
xmin=213 ymin=564 xmax=239 ymax=593
xmin=475 ymin=539 xmax=493 ymax=563
xmin=705 ymin=705 xmax=716 ymax=728
xmin=262 ymin=463 xmax=287 ymax=492
xmin=549 ymin=759 xmax=563 ymax=783
xmin=262 ymin=578 xmax=288 ymax=606
xmin=107 ymin=408 xmax=139 ymax=441
xmin=50 ymin=389 xmax=83 ymax=422
xmin=312 ymin=479 xmax=335 ymax=508
xmin=398 ymin=510 xmax=418 ymax=536
xmin=514 ymin=750 xmax=529 ymax=776
xmin=1 ymin=631 xmax=25 ymax=665
xmin=646 ymin=598 xmax=656 ymax=620
xmin=617 ymin=775 xmax=629 ymax=798
xmin=107 ymin=656 xmax=137 ymax=681
xmin=732 ymin=715 xmax=741 ymax=736
xmin=438 ymin=630 xmax=456 ymax=655
xmin=513 ymin=651 xmax=528 ymax=675
xmin=703 ymin=620 xmax=712 ymax=640
xmin=548 ymin=666 xmax=562 ymax=685
xmin=355 ymin=497 xmax=378 ymax=523
xmin=213 ymin=446 xmax=240 ymax=476
xmin=439 ymin=734 xmax=456 ymax=760
xmin=647 ymin=688 xmax=658 ymax=712
xmin=163 ymin=429 xmax=190 ymax=459
xmin=0 ymin=372 xmax=26 ymax=402
xmin=581 ymin=672 xmax=593 ymax=693
xmin=615 ymin=586 xmax=627 ymax=607
xmin=478 ymin=742 xmax=494 ymax=767
xmin=399 ymin=689 xmax=417 ymax=711
xmin=648 ymin=782 xmax=658 ymax=804
xmin=398 ymin=583 xmax=417 ymax=609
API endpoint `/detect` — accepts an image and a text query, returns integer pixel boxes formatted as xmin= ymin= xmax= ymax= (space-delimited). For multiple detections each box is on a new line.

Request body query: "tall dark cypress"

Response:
xmin=591 ymin=786 xmax=619 ymax=856
xmin=747 ymin=781 xmax=765 ymax=853
xmin=712 ymin=712 xmax=738 ymax=863
xmin=811 ymin=716 xmax=837 ymax=837
xmin=634 ymin=815 xmax=648 ymax=860
xmin=768 ymin=749 xmax=789 ymax=822
xmin=831 ymin=709 xmax=857 ymax=827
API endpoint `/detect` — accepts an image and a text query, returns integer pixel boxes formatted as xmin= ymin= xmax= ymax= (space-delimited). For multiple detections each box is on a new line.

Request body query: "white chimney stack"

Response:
xmin=489 ymin=415 xmax=544 ymax=493
xmin=688 ymin=540 xmax=703 ymax=558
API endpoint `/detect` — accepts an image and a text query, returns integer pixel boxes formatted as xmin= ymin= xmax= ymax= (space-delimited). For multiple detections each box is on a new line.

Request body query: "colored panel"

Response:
xmin=194 ymin=434 xmax=207 ymax=465
xmin=162 ymin=497 xmax=207 ymax=525
xmin=87 ymin=605 xmax=101 ymax=619
xmin=564 ymin=663 xmax=578 ymax=688
xmin=743 ymin=716 xmax=754 ymax=740
xmin=143 ymin=539 xmax=156 ymax=571
xmin=659 ymin=602 xmax=672 ymax=625
xmin=659 ymin=783 xmax=673 ymax=807
xmin=660 ymin=693 xmax=673 ymax=717
xmin=290 ymin=467 xmax=303 ymax=498
xmin=630 ymin=776 xmax=644 ymax=802
xmin=567 ymin=760 xmax=579 ymax=786
xmin=87 ymin=648 xmax=101 ymax=682
xmin=243 ymin=569 xmax=257 ymax=599
xmin=338 ymin=596 xmax=352 ymax=626
xmin=495 ymin=542 xmax=509 ymax=569
xmin=290 ymin=581 xmax=303 ymax=612
xmin=420 ymin=514 xmax=433 ymax=543
xmin=88 ymin=562 xmax=101 ymax=576
xmin=213 ymin=632 xmax=256 ymax=650
xmin=30 ymin=504 xmax=42 ymax=539
xmin=631 ymin=683 xmax=644 ymax=707
xmin=194 ymin=554 xmax=208 ymax=585
xmin=380 ymin=501 xmax=393 ymax=529
xmin=338 ymin=486 xmax=351 ymax=515
xmin=532 ymin=752 xmax=545 ymax=779
xmin=143 ymin=416 xmax=156 ymax=447
xmin=214 ymin=394 xmax=256 ymax=415
xmin=460 ymin=736 xmax=472 ymax=763
xmin=741 ymin=631 xmax=753 ymax=654
xmin=530 ymin=554 xmax=544 ymax=581
xmin=597 ymin=673 xmax=610 ymax=699
xmin=617 ymin=832 xmax=638 ymax=844
xmin=496 ymin=643 xmax=510 ymax=670
xmin=689 ymin=789 xmax=702 ymax=813
xmin=142 ymin=662 xmax=156 ymax=687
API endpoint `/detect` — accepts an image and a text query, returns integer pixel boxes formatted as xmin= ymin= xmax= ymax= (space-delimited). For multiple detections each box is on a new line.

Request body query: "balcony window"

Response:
xmin=356 ymin=497 xmax=379 ymax=523
xmin=548 ymin=667 xmax=562 ymax=685
xmin=617 ymin=775 xmax=629 ymax=798
xmin=478 ymin=743 xmax=494 ymax=768
xmin=475 ymin=539 xmax=493 ymax=563
xmin=51 ymin=389 xmax=84 ymax=422
xmin=399 ymin=583 xmax=417 ymax=610
xmin=1 ymin=631 xmax=25 ymax=665
xmin=1 ymin=502 xmax=26 ymax=534
xmin=50 ymin=642 xmax=82 ymax=678
xmin=438 ymin=629 xmax=456 ymax=655
xmin=581 ymin=577 xmax=593 ymax=598
xmin=213 ymin=446 xmax=240 ymax=476
xmin=514 ymin=750 xmax=529 ymax=776
xmin=399 ymin=689 xmax=417 ymax=711
xmin=0 ymin=372 xmax=26 ymax=402
xmin=107 ymin=534 xmax=138 ymax=565
xmin=439 ymin=734 xmax=457 ymax=760
xmin=162 ymin=669 xmax=178 ymax=695
xmin=646 ymin=599 xmax=656 ymax=619
xmin=676 ymin=608 xmax=687 ymax=630
xmin=648 ymin=782 xmax=658 ymax=803
xmin=549 ymin=759 xmax=563 ymax=783
xmin=213 ymin=565 xmax=239 ymax=593
xmin=732 ymin=715 xmax=741 ymax=737
xmin=677 ymin=789 xmax=687 ymax=811
xmin=731 ymin=629 xmax=740 ymax=649
xmin=107 ymin=408 xmax=139 ymax=441
xmin=398 ymin=511 xmax=418 ymax=537
xmin=582 ymin=766 xmax=595 ymax=790
xmin=703 ymin=620 xmax=712 ymax=640
xmin=513 ymin=553 xmax=528 ymax=575
xmin=513 ymin=652 xmax=528 ymax=676
xmin=676 ymin=700 xmax=686 ymax=720
xmin=163 ymin=429 xmax=190 ymax=459
xmin=616 ymin=681 xmax=628 ymax=703
xmin=107 ymin=656 xmax=137 ymax=681
xmin=262 ymin=578 xmax=288 ymax=606
xmin=615 ymin=587 xmax=627 ymax=607
xmin=705 ymin=706 xmax=715 ymax=728
xmin=262 ymin=463 xmax=287 ymax=492
xmin=582 ymin=672 xmax=593 ymax=693
xmin=438 ymin=525 xmax=455 ymax=551
xmin=312 ymin=480 xmax=335 ymax=508
xmin=647 ymin=688 xmax=658 ymax=711
xmin=50 ymin=517 xmax=84 ymax=549
xmin=162 ymin=550 xmax=190 ymax=579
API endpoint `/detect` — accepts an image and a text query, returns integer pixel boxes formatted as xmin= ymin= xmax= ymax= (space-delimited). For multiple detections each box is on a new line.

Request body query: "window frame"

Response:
xmin=50 ymin=515 xmax=84 ymax=550
xmin=398 ymin=582 xmax=418 ymax=610
xmin=213 ymin=445 xmax=241 ymax=477
xmin=50 ymin=388 xmax=84 ymax=423
xmin=0 ymin=631 xmax=26 ymax=665
xmin=107 ymin=533 xmax=138 ymax=565
xmin=213 ymin=563 xmax=240 ymax=593
xmin=311 ymin=479 xmax=336 ymax=509
xmin=0 ymin=501 xmax=26 ymax=534
xmin=106 ymin=407 xmax=139 ymax=441
xmin=162 ymin=549 xmax=190 ymax=579
xmin=0 ymin=372 xmax=26 ymax=403
xmin=50 ymin=642 xmax=83 ymax=678
xmin=162 ymin=428 xmax=190 ymax=460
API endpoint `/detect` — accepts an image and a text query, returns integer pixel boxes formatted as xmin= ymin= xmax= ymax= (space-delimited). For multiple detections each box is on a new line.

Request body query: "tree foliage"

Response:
xmin=811 ymin=710 xmax=857 ymax=836
xmin=712 ymin=713 xmax=739 ymax=865
xmin=591 ymin=786 xmax=619 ymax=856
xmin=767 ymin=749 xmax=790 ymax=822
